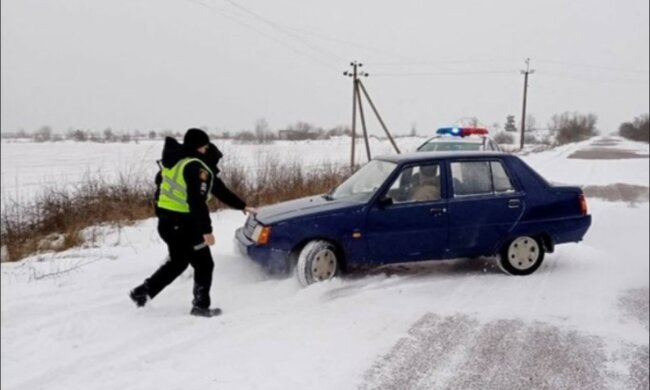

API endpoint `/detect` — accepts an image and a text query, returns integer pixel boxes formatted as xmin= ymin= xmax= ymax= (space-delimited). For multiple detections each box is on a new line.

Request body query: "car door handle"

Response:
xmin=430 ymin=207 xmax=447 ymax=216
xmin=508 ymin=199 xmax=521 ymax=208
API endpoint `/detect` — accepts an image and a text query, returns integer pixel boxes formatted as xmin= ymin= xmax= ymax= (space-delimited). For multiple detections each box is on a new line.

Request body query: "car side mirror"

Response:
xmin=378 ymin=196 xmax=394 ymax=208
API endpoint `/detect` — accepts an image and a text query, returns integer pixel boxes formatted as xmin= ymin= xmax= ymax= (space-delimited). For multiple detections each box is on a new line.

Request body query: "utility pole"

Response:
xmin=343 ymin=61 xmax=400 ymax=171
xmin=344 ymin=61 xmax=369 ymax=168
xmin=357 ymin=81 xmax=401 ymax=155
xmin=520 ymin=58 xmax=535 ymax=150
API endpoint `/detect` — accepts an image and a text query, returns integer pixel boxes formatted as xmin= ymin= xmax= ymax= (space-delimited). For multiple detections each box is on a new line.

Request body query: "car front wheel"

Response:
xmin=497 ymin=236 xmax=545 ymax=276
xmin=296 ymin=240 xmax=339 ymax=287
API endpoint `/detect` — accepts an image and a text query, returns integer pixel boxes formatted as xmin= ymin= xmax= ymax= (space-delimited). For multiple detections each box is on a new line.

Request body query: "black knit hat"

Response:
xmin=183 ymin=128 xmax=210 ymax=151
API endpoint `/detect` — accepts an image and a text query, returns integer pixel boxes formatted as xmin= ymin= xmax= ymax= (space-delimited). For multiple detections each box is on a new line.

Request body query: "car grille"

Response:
xmin=243 ymin=215 xmax=258 ymax=239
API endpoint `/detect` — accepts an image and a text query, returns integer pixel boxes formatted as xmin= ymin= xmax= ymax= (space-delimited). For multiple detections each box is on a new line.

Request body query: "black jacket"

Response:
xmin=155 ymin=137 xmax=246 ymax=235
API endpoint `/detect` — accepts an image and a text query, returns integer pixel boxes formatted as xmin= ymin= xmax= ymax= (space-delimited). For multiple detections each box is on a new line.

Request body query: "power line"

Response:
xmin=215 ymin=0 xmax=345 ymax=64
xmin=208 ymin=3 xmax=438 ymax=66
xmin=537 ymin=71 xmax=650 ymax=84
xmin=204 ymin=0 xmax=524 ymax=75
xmin=278 ymin=27 xmax=428 ymax=64
xmin=536 ymin=59 xmax=649 ymax=75
xmin=367 ymin=59 xmax=520 ymax=66
xmin=371 ymin=70 xmax=516 ymax=77
xmin=184 ymin=0 xmax=340 ymax=71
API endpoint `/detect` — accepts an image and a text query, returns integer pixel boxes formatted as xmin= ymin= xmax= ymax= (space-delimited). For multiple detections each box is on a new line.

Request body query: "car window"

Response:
xmin=451 ymin=161 xmax=492 ymax=196
xmin=387 ymin=163 xmax=441 ymax=203
xmin=491 ymin=161 xmax=514 ymax=193
xmin=419 ymin=142 xmax=482 ymax=152
xmin=451 ymin=160 xmax=514 ymax=196
xmin=330 ymin=160 xmax=396 ymax=202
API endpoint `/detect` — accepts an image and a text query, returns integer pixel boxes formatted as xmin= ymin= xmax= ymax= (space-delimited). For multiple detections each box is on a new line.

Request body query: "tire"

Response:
xmin=497 ymin=236 xmax=545 ymax=276
xmin=296 ymin=240 xmax=339 ymax=287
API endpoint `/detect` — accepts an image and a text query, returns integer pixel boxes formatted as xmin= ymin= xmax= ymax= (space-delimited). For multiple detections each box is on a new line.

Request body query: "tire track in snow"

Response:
xmin=360 ymin=312 xmax=647 ymax=390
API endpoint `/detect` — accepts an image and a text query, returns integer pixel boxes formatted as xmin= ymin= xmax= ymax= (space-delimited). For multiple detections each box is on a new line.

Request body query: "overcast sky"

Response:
xmin=1 ymin=0 xmax=648 ymax=136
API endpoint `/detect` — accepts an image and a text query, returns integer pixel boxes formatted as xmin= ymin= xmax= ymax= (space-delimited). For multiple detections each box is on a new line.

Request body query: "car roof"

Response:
xmin=376 ymin=150 xmax=508 ymax=164
xmin=425 ymin=135 xmax=486 ymax=143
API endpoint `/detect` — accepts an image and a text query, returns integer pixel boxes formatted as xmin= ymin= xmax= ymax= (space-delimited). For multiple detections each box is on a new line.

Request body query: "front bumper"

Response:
xmin=235 ymin=227 xmax=291 ymax=273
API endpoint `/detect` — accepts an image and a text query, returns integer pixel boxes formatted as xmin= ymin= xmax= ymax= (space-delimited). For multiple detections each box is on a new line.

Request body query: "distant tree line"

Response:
xmin=498 ymin=112 xmax=649 ymax=146
xmin=494 ymin=112 xmax=599 ymax=146
xmin=0 ymin=120 xmax=355 ymax=144
xmin=4 ymin=112 xmax=646 ymax=146
xmin=618 ymin=114 xmax=649 ymax=143
xmin=1 ymin=127 xmax=156 ymax=143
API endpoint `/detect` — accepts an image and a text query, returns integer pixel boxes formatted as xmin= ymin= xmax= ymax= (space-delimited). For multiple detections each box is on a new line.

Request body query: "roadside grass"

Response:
xmin=1 ymin=172 xmax=155 ymax=262
xmin=1 ymin=159 xmax=350 ymax=262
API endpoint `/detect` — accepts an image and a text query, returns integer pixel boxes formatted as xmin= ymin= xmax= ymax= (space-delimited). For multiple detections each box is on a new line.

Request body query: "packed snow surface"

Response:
xmin=1 ymin=136 xmax=648 ymax=389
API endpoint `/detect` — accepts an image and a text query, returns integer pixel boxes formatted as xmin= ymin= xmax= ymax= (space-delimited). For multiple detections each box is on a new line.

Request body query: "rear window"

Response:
xmin=419 ymin=142 xmax=482 ymax=152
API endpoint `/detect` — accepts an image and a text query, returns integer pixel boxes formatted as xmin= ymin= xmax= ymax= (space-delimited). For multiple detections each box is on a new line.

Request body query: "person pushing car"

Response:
xmin=129 ymin=128 xmax=255 ymax=317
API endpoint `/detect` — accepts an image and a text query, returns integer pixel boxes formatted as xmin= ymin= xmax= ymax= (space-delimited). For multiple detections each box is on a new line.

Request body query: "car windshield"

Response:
xmin=419 ymin=141 xmax=482 ymax=152
xmin=329 ymin=160 xmax=397 ymax=202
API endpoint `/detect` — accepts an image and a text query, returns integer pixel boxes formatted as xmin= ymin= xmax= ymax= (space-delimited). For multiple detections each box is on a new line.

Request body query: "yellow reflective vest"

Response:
xmin=157 ymin=158 xmax=213 ymax=213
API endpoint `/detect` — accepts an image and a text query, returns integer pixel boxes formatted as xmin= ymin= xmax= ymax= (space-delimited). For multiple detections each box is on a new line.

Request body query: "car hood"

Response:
xmin=255 ymin=195 xmax=362 ymax=225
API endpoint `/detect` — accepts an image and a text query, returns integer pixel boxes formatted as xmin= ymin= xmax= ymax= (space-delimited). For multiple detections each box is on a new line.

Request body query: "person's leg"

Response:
xmin=131 ymin=218 xmax=191 ymax=304
xmin=144 ymin=247 xmax=191 ymax=299
xmin=189 ymin=245 xmax=215 ymax=309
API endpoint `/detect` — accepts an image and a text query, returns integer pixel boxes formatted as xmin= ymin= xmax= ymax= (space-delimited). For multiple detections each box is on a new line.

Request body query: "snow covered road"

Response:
xmin=1 ymin=137 xmax=648 ymax=390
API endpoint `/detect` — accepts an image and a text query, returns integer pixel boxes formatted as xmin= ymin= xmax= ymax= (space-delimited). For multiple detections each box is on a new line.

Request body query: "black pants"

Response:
xmin=144 ymin=216 xmax=214 ymax=309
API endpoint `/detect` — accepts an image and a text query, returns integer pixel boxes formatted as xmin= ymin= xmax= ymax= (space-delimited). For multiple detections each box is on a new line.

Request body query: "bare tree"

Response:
xmin=526 ymin=115 xmax=537 ymax=132
xmin=504 ymin=115 xmax=517 ymax=132
xmin=326 ymin=125 xmax=350 ymax=137
xmin=34 ymin=126 xmax=52 ymax=142
xmin=410 ymin=122 xmax=418 ymax=137
xmin=71 ymin=129 xmax=88 ymax=142
xmin=494 ymin=132 xmax=514 ymax=144
xmin=457 ymin=117 xmax=480 ymax=127
xmin=159 ymin=130 xmax=175 ymax=138
xmin=103 ymin=128 xmax=115 ymax=142
xmin=255 ymin=118 xmax=272 ymax=144
xmin=549 ymin=112 xmax=598 ymax=145
xmin=619 ymin=114 xmax=649 ymax=143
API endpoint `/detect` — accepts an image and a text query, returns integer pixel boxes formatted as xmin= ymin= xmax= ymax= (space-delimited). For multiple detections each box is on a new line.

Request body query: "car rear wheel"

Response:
xmin=296 ymin=240 xmax=339 ymax=287
xmin=497 ymin=236 xmax=545 ymax=275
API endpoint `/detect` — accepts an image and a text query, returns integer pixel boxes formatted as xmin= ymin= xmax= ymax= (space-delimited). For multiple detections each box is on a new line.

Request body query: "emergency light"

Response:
xmin=436 ymin=127 xmax=489 ymax=137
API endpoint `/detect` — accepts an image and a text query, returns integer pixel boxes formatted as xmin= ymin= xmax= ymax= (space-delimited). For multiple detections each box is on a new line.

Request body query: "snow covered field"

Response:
xmin=1 ymin=136 xmax=649 ymax=389
xmin=0 ymin=136 xmax=425 ymax=208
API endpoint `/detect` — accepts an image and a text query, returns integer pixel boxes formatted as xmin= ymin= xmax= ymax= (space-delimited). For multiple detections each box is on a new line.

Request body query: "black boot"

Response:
xmin=190 ymin=306 xmax=222 ymax=317
xmin=129 ymin=284 xmax=149 ymax=307
xmin=192 ymin=284 xmax=211 ymax=310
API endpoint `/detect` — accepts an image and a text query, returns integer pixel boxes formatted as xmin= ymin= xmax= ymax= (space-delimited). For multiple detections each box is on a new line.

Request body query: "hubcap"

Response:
xmin=311 ymin=249 xmax=337 ymax=281
xmin=508 ymin=237 xmax=539 ymax=271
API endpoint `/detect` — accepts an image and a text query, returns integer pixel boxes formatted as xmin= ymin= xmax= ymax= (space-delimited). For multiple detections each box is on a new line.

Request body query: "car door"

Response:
xmin=446 ymin=158 xmax=525 ymax=257
xmin=365 ymin=162 xmax=449 ymax=265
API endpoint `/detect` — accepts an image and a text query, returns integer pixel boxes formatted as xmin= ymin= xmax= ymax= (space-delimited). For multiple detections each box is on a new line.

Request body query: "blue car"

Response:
xmin=236 ymin=151 xmax=592 ymax=286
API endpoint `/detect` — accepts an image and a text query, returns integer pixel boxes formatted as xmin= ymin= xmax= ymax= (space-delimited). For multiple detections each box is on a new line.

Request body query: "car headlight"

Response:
xmin=252 ymin=225 xmax=272 ymax=245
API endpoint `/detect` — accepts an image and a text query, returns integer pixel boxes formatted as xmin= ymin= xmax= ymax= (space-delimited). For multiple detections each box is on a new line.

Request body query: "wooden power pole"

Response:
xmin=343 ymin=61 xmax=400 ymax=170
xmin=520 ymin=58 xmax=535 ymax=150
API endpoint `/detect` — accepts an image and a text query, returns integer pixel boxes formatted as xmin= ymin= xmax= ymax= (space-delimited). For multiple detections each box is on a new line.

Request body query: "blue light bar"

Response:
xmin=437 ymin=127 xmax=462 ymax=136
xmin=436 ymin=127 xmax=489 ymax=137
